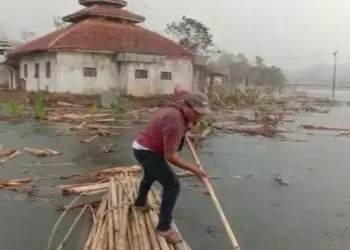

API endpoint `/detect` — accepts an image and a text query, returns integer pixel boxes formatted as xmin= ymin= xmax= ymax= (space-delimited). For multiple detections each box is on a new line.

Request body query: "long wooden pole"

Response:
xmin=185 ymin=135 xmax=241 ymax=250
xmin=332 ymin=50 xmax=338 ymax=99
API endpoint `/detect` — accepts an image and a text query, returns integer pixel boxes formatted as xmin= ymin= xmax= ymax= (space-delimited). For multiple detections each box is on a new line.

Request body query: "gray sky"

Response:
xmin=1 ymin=0 xmax=350 ymax=71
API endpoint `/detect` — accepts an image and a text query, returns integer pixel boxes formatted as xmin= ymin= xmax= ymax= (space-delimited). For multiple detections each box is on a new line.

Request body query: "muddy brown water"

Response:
xmin=1 ymin=105 xmax=350 ymax=250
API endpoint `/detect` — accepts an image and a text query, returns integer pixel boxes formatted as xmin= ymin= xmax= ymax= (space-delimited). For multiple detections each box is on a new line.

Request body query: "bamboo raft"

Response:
xmin=49 ymin=166 xmax=193 ymax=250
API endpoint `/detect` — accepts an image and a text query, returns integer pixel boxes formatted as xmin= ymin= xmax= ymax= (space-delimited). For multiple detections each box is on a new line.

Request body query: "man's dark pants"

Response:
xmin=133 ymin=149 xmax=180 ymax=231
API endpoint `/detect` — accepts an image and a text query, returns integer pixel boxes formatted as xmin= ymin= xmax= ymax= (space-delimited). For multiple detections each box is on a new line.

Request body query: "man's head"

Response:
xmin=174 ymin=84 xmax=188 ymax=95
xmin=183 ymin=92 xmax=211 ymax=122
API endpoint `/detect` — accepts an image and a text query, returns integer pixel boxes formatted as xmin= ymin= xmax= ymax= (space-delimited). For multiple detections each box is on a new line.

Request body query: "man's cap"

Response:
xmin=186 ymin=92 xmax=211 ymax=114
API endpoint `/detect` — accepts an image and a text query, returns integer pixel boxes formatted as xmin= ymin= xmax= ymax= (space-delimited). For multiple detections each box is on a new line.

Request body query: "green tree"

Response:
xmin=165 ymin=16 xmax=219 ymax=57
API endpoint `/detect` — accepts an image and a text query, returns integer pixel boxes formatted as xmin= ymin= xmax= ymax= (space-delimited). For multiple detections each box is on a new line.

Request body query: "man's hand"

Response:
xmin=191 ymin=166 xmax=208 ymax=180
xmin=165 ymin=152 xmax=208 ymax=180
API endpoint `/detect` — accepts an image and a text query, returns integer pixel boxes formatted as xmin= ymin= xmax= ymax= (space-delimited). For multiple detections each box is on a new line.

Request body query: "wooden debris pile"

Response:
xmin=52 ymin=167 xmax=192 ymax=250
xmin=214 ymin=111 xmax=286 ymax=138
xmin=299 ymin=103 xmax=330 ymax=113
xmin=54 ymin=113 xmax=134 ymax=143
xmin=58 ymin=165 xmax=196 ymax=197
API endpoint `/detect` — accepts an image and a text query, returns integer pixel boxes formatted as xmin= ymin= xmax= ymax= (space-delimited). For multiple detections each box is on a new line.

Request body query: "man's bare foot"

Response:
xmin=156 ymin=227 xmax=183 ymax=244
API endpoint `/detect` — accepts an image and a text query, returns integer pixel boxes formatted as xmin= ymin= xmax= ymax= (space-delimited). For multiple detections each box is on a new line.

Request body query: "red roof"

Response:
xmin=63 ymin=5 xmax=145 ymax=23
xmin=8 ymin=19 xmax=192 ymax=58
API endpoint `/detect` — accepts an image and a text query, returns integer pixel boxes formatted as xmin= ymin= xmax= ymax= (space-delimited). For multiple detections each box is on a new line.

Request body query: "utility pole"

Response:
xmin=332 ymin=50 xmax=338 ymax=99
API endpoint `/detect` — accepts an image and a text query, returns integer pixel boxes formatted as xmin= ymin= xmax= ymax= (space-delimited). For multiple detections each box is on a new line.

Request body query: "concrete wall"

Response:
xmin=125 ymin=58 xmax=193 ymax=97
xmin=20 ymin=52 xmax=57 ymax=91
xmin=56 ymin=52 xmax=117 ymax=93
xmin=19 ymin=51 xmax=193 ymax=96
xmin=20 ymin=51 xmax=118 ymax=93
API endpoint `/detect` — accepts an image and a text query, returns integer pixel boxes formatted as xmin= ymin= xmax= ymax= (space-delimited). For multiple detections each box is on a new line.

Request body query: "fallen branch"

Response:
xmin=23 ymin=147 xmax=60 ymax=157
xmin=56 ymin=205 xmax=88 ymax=250
xmin=0 ymin=177 xmax=32 ymax=188
xmin=80 ymin=134 xmax=99 ymax=143
xmin=57 ymin=101 xmax=83 ymax=108
xmin=0 ymin=150 xmax=21 ymax=164
xmin=301 ymin=125 xmax=350 ymax=131
xmin=56 ymin=200 xmax=101 ymax=211
xmin=87 ymin=124 xmax=131 ymax=130
xmin=0 ymin=149 xmax=16 ymax=157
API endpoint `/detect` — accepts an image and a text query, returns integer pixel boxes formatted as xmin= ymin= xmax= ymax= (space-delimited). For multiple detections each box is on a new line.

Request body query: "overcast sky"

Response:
xmin=1 ymin=0 xmax=350 ymax=71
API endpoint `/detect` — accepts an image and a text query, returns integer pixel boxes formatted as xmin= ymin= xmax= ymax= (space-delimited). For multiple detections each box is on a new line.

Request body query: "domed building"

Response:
xmin=6 ymin=0 xmax=194 ymax=96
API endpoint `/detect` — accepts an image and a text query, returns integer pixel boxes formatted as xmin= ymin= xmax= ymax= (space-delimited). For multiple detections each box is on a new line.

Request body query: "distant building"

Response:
xmin=6 ymin=0 xmax=194 ymax=96
xmin=0 ymin=24 xmax=16 ymax=88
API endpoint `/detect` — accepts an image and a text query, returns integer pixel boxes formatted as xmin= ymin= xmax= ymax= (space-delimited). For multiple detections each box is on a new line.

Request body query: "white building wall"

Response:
xmin=19 ymin=51 xmax=193 ymax=96
xmin=56 ymin=52 xmax=118 ymax=94
xmin=126 ymin=58 xmax=193 ymax=97
xmin=19 ymin=52 xmax=57 ymax=91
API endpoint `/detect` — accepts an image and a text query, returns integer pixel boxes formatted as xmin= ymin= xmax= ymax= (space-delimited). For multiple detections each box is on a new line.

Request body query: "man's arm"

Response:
xmin=162 ymin=122 xmax=199 ymax=174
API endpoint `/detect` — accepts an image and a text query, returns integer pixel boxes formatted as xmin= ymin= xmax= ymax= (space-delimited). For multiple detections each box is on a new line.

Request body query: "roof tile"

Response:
xmin=8 ymin=19 xmax=192 ymax=58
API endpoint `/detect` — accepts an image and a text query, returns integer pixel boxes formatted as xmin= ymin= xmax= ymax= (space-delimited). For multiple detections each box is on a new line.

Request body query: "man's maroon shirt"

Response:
xmin=136 ymin=105 xmax=186 ymax=153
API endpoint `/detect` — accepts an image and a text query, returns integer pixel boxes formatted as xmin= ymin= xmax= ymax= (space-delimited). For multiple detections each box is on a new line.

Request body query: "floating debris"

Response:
xmin=301 ymin=125 xmax=350 ymax=131
xmin=80 ymin=134 xmax=99 ymax=144
xmin=100 ymin=143 xmax=115 ymax=153
xmin=0 ymin=150 xmax=21 ymax=164
xmin=22 ymin=147 xmax=61 ymax=157
xmin=271 ymin=173 xmax=289 ymax=187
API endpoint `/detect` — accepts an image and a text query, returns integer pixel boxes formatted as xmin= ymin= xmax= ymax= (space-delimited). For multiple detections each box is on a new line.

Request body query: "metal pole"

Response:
xmin=332 ymin=50 xmax=337 ymax=99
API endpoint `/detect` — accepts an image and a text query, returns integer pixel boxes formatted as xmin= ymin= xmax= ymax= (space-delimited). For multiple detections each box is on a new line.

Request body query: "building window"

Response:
xmin=83 ymin=67 xmax=97 ymax=77
xmin=34 ymin=63 xmax=39 ymax=78
xmin=160 ymin=71 xmax=172 ymax=80
xmin=24 ymin=64 xmax=28 ymax=78
xmin=135 ymin=69 xmax=148 ymax=79
xmin=45 ymin=62 xmax=51 ymax=78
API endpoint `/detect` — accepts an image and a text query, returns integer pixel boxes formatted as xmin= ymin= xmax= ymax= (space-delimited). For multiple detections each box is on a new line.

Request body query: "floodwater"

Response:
xmin=1 ymin=91 xmax=350 ymax=250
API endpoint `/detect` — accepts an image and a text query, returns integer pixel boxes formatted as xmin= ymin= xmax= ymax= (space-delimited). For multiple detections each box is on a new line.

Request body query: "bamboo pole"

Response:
xmin=56 ymin=205 xmax=88 ymax=250
xmin=144 ymin=212 xmax=161 ymax=250
xmin=131 ymin=184 xmax=143 ymax=249
xmin=130 ymin=206 xmax=141 ymax=250
xmin=147 ymin=190 xmax=170 ymax=250
xmin=102 ymin=230 xmax=108 ymax=250
xmin=119 ymin=172 xmax=141 ymax=250
xmin=185 ymin=135 xmax=241 ymax=250
xmin=110 ymin=178 xmax=120 ymax=243
xmin=117 ymin=173 xmax=131 ymax=250
xmin=128 ymin=177 xmax=160 ymax=250
xmin=90 ymin=198 xmax=108 ymax=250
xmin=84 ymin=201 xmax=104 ymax=250
xmin=47 ymin=192 xmax=85 ymax=250
xmin=129 ymin=177 xmax=151 ymax=250
xmin=150 ymin=190 xmax=177 ymax=250
xmin=95 ymin=219 xmax=107 ymax=250
xmin=84 ymin=205 xmax=98 ymax=250
xmin=127 ymin=223 xmax=134 ymax=250
xmin=107 ymin=196 xmax=115 ymax=250
xmin=117 ymin=178 xmax=123 ymax=244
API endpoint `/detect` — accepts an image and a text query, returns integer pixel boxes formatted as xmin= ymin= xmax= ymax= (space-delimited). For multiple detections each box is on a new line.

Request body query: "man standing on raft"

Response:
xmin=132 ymin=91 xmax=210 ymax=243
